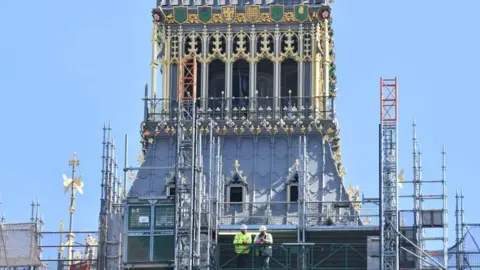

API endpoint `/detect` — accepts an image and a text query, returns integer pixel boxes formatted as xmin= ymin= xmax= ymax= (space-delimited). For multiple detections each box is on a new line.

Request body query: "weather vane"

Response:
xmin=62 ymin=152 xmax=84 ymax=266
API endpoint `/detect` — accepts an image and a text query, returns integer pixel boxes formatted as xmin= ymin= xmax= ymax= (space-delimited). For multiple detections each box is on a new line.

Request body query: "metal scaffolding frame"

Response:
xmin=174 ymin=55 xmax=201 ymax=270
xmin=379 ymin=78 xmax=449 ymax=270
xmin=380 ymin=77 xmax=399 ymax=270
xmin=398 ymin=121 xmax=449 ymax=270
xmin=454 ymin=191 xmax=480 ymax=269
xmin=97 ymin=123 xmax=124 ymax=270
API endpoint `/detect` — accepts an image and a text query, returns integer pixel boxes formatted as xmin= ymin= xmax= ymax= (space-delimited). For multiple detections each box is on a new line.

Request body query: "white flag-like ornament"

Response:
xmin=63 ymin=174 xmax=85 ymax=195
xmin=398 ymin=169 xmax=404 ymax=188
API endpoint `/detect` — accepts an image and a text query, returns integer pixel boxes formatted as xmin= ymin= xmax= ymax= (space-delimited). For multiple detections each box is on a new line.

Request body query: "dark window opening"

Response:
xmin=208 ymin=59 xmax=225 ymax=111
xmin=256 ymin=59 xmax=274 ymax=111
xmin=168 ymin=187 xmax=176 ymax=196
xmin=232 ymin=59 xmax=250 ymax=112
xmin=289 ymin=185 xmax=299 ymax=202
xmin=281 ymin=59 xmax=298 ymax=111
xmin=230 ymin=187 xmax=243 ymax=203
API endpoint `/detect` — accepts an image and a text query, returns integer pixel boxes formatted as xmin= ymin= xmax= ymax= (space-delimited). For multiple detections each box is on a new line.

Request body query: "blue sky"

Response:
xmin=0 ymin=0 xmax=479 ymax=256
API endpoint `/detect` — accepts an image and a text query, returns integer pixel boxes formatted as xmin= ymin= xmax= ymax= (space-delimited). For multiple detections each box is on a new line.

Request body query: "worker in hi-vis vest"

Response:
xmin=233 ymin=224 xmax=252 ymax=269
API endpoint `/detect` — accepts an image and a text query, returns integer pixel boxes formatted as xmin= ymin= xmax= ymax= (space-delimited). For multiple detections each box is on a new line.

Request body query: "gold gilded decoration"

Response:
xmin=63 ymin=174 xmax=84 ymax=195
xmin=221 ymin=6 xmax=236 ymax=23
xmin=161 ymin=9 xmax=304 ymax=25
xmin=245 ymin=5 xmax=260 ymax=23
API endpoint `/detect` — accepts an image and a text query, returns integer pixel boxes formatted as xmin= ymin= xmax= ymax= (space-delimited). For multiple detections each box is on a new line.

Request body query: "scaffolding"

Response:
xmin=398 ymin=121 xmax=449 ymax=270
xmin=97 ymin=123 xmax=124 ymax=270
xmin=174 ymin=55 xmax=201 ymax=270
xmin=453 ymin=191 xmax=480 ymax=269
xmin=380 ymin=77 xmax=399 ymax=270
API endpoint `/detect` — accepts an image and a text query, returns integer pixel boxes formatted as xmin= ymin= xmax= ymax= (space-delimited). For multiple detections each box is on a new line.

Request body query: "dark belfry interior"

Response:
xmin=232 ymin=59 xmax=249 ymax=110
xmin=281 ymin=58 xmax=298 ymax=108
xmin=208 ymin=59 xmax=225 ymax=109
xmin=256 ymin=59 xmax=274 ymax=109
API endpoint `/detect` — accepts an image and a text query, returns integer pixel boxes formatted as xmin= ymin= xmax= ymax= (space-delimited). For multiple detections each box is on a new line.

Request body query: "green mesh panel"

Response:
xmin=127 ymin=236 xmax=150 ymax=262
xmin=129 ymin=206 xmax=151 ymax=230
xmin=155 ymin=205 xmax=175 ymax=229
xmin=153 ymin=235 xmax=175 ymax=262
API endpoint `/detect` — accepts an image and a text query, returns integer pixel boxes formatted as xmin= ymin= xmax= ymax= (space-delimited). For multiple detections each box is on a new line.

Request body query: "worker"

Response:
xmin=254 ymin=225 xmax=273 ymax=269
xmin=233 ymin=224 xmax=252 ymax=269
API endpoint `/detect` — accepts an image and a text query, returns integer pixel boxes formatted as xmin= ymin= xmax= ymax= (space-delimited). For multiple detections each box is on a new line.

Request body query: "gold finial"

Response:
xmin=234 ymin=160 xmax=240 ymax=169
xmin=69 ymin=152 xmax=80 ymax=167
xmin=295 ymin=159 xmax=300 ymax=168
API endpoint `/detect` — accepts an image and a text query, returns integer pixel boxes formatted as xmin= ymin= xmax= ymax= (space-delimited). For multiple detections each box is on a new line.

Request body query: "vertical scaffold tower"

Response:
xmin=399 ymin=122 xmax=449 ymax=269
xmin=175 ymin=56 xmax=200 ymax=270
xmin=380 ymin=77 xmax=399 ymax=270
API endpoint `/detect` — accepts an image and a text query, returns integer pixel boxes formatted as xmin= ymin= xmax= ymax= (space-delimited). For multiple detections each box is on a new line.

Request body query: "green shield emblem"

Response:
xmin=294 ymin=5 xmax=309 ymax=22
xmin=269 ymin=5 xmax=284 ymax=22
xmin=197 ymin=6 xmax=212 ymax=24
xmin=173 ymin=6 xmax=188 ymax=24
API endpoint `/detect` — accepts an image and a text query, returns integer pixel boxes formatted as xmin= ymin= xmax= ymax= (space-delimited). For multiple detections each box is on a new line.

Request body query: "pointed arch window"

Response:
xmin=225 ymin=160 xmax=248 ymax=204
xmin=164 ymin=172 xmax=176 ymax=197
xmin=286 ymin=160 xmax=300 ymax=203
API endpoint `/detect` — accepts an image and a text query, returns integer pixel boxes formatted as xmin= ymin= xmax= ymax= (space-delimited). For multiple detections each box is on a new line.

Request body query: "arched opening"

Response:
xmin=281 ymin=58 xmax=298 ymax=111
xmin=208 ymin=59 xmax=225 ymax=111
xmin=256 ymin=59 xmax=274 ymax=111
xmin=232 ymin=59 xmax=249 ymax=116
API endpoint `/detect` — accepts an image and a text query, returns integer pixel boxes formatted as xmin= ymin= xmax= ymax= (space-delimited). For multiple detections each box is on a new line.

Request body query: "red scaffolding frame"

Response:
xmin=380 ymin=77 xmax=398 ymax=126
xmin=178 ymin=56 xmax=197 ymax=101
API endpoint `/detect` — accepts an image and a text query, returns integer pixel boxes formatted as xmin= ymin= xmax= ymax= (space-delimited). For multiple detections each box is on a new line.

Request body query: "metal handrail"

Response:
xmin=143 ymin=95 xmax=333 ymax=122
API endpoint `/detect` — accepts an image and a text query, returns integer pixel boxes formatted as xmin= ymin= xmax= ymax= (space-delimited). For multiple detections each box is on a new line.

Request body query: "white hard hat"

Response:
xmin=259 ymin=225 xmax=267 ymax=231
xmin=241 ymin=224 xmax=248 ymax=230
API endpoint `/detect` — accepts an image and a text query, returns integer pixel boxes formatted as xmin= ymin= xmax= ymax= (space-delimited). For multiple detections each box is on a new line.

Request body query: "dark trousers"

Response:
xmin=260 ymin=256 xmax=270 ymax=269
xmin=236 ymin=253 xmax=249 ymax=269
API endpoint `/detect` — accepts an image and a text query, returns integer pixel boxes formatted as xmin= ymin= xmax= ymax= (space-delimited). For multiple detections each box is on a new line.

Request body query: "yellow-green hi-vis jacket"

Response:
xmin=233 ymin=233 xmax=252 ymax=254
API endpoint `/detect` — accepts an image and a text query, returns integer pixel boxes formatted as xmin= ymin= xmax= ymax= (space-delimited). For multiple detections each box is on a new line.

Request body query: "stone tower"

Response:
xmin=123 ymin=0 xmax=365 ymax=269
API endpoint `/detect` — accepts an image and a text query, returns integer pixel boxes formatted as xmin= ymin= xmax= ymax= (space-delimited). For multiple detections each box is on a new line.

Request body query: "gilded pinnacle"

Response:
xmin=69 ymin=152 xmax=80 ymax=167
xmin=234 ymin=160 xmax=240 ymax=169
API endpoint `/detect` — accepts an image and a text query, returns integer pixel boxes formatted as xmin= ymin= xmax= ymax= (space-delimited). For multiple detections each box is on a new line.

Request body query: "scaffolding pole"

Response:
xmin=412 ymin=119 xmax=422 ymax=269
xmin=380 ymin=77 xmax=399 ymax=270
xmin=405 ymin=122 xmax=448 ymax=269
